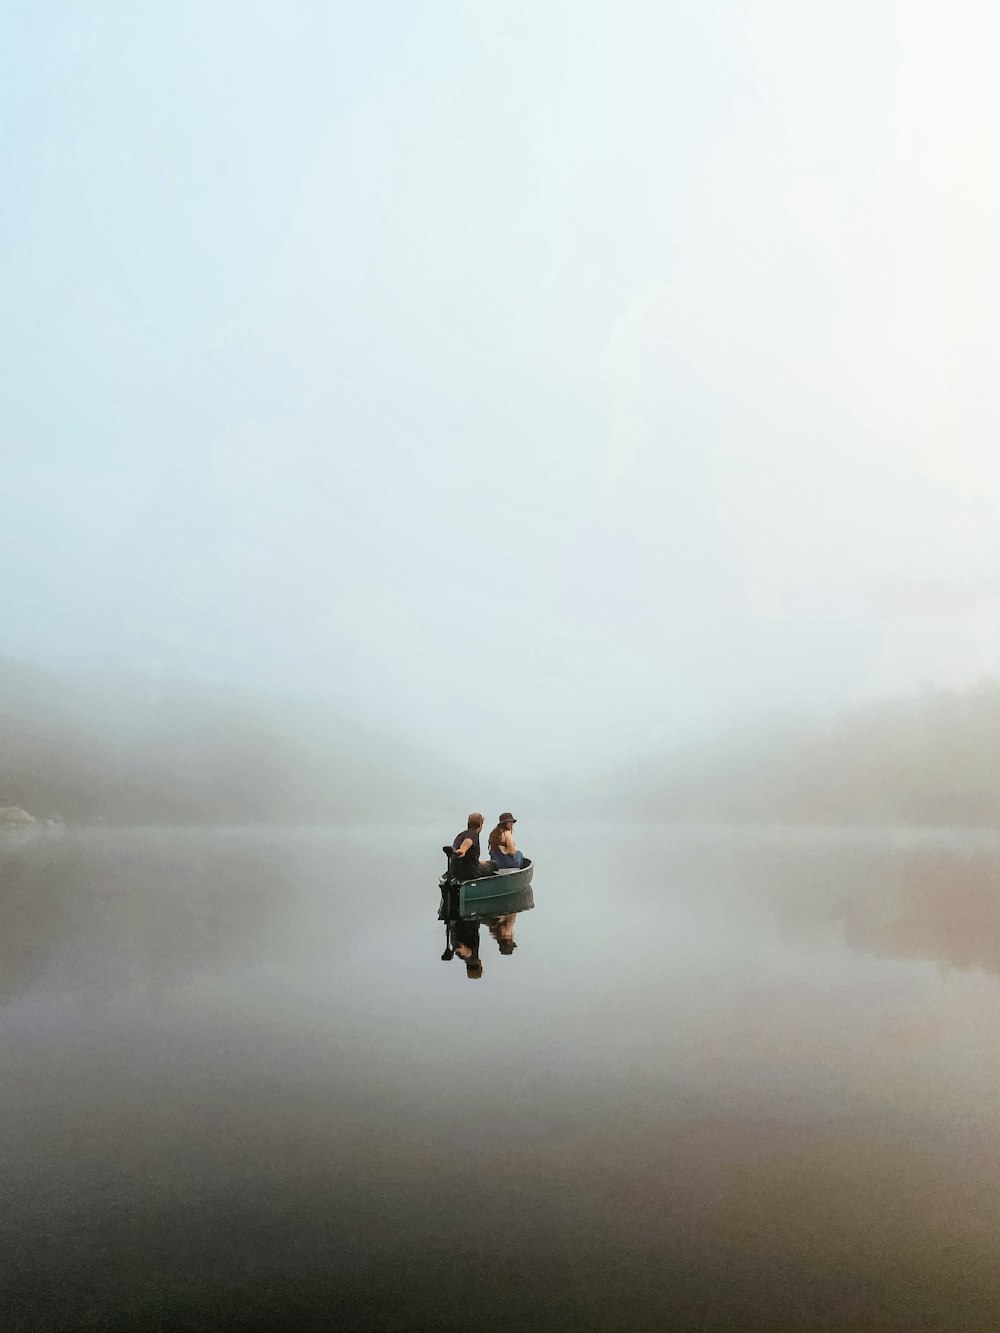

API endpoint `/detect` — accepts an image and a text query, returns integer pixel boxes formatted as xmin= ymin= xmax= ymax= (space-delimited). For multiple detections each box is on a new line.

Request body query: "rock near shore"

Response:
xmin=0 ymin=806 xmax=35 ymax=826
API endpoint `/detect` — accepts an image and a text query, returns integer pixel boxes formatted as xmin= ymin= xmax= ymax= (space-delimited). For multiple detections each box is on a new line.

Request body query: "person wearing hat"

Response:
xmin=488 ymin=813 xmax=523 ymax=869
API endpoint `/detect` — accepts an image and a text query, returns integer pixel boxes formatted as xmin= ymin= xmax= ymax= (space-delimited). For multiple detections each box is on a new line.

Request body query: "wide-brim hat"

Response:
xmin=498 ymin=812 xmax=517 ymax=824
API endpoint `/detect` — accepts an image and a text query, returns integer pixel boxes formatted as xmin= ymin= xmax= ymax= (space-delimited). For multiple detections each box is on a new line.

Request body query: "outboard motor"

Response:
xmin=441 ymin=844 xmax=458 ymax=886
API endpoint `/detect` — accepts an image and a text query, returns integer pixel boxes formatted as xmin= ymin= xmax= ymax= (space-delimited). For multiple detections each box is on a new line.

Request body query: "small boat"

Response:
xmin=460 ymin=879 xmax=534 ymax=919
xmin=440 ymin=857 xmax=534 ymax=919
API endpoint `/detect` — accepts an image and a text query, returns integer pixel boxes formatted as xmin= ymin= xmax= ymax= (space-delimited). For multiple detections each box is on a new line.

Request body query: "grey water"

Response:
xmin=2 ymin=824 xmax=999 ymax=1332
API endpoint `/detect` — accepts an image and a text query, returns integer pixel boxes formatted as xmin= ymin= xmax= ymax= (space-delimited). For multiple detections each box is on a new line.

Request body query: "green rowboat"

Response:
xmin=440 ymin=857 xmax=534 ymax=919
xmin=459 ymin=877 xmax=534 ymax=919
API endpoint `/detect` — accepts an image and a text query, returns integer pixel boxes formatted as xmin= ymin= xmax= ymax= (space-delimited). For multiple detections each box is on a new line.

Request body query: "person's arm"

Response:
xmin=501 ymin=830 xmax=516 ymax=854
xmin=453 ymin=836 xmax=473 ymax=857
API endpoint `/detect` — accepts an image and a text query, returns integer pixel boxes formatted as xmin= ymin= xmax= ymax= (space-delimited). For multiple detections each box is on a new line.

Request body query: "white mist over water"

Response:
xmin=2 ymin=1 xmax=999 ymax=795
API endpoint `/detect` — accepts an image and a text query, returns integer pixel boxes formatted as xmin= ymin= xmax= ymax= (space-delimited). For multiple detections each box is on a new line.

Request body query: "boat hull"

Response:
xmin=460 ymin=880 xmax=534 ymax=919
xmin=439 ymin=857 xmax=534 ymax=919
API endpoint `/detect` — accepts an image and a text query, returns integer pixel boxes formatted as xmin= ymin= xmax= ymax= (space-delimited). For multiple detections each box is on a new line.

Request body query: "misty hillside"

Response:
xmin=0 ymin=659 xmax=457 ymax=825
xmin=636 ymin=680 xmax=1000 ymax=828
xmin=5 ymin=657 xmax=998 ymax=829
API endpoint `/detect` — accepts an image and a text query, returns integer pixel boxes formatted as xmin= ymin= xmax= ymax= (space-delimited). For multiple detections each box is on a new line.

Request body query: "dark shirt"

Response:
xmin=452 ymin=827 xmax=481 ymax=882
xmin=453 ymin=827 xmax=481 ymax=860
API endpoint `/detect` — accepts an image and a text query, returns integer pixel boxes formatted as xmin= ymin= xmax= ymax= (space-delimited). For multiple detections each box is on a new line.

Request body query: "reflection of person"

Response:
xmin=447 ymin=918 xmax=483 ymax=979
xmin=449 ymin=813 xmax=496 ymax=882
xmin=488 ymin=913 xmax=517 ymax=955
xmin=488 ymin=813 xmax=523 ymax=869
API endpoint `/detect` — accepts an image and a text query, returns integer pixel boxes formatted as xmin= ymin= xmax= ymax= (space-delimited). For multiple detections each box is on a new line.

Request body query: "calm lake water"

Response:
xmin=2 ymin=823 xmax=999 ymax=1332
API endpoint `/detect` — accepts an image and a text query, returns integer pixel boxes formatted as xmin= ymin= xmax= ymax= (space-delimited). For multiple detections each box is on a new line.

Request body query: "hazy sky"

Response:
xmin=3 ymin=1 xmax=998 ymax=778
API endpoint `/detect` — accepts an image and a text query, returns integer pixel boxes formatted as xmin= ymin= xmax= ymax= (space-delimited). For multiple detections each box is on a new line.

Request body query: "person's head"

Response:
xmin=465 ymin=959 xmax=483 ymax=979
xmin=498 ymin=812 xmax=517 ymax=830
xmin=467 ymin=813 xmax=483 ymax=831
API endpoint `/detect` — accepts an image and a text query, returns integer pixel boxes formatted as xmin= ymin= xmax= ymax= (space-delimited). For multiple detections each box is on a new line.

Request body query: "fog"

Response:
xmin=3 ymin=0 xmax=999 ymax=804
xmin=7 ymin=16 xmax=1000 ymax=1326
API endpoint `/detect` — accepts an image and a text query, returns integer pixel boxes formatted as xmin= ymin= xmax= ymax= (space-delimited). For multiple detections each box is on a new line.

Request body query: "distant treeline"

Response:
xmin=0 ymin=659 xmax=450 ymax=825
xmin=5 ymin=658 xmax=998 ymax=828
xmin=639 ymin=680 xmax=1000 ymax=827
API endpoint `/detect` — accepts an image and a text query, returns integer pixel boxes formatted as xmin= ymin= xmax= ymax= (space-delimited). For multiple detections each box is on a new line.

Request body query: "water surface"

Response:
xmin=2 ymin=824 xmax=998 ymax=1331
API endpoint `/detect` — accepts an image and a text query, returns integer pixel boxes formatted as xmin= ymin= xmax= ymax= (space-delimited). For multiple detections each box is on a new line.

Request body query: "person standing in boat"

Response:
xmin=488 ymin=813 xmax=524 ymax=869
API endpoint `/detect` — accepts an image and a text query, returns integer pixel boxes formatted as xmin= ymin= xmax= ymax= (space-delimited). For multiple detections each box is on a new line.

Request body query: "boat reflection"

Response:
xmin=437 ymin=878 xmax=534 ymax=981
